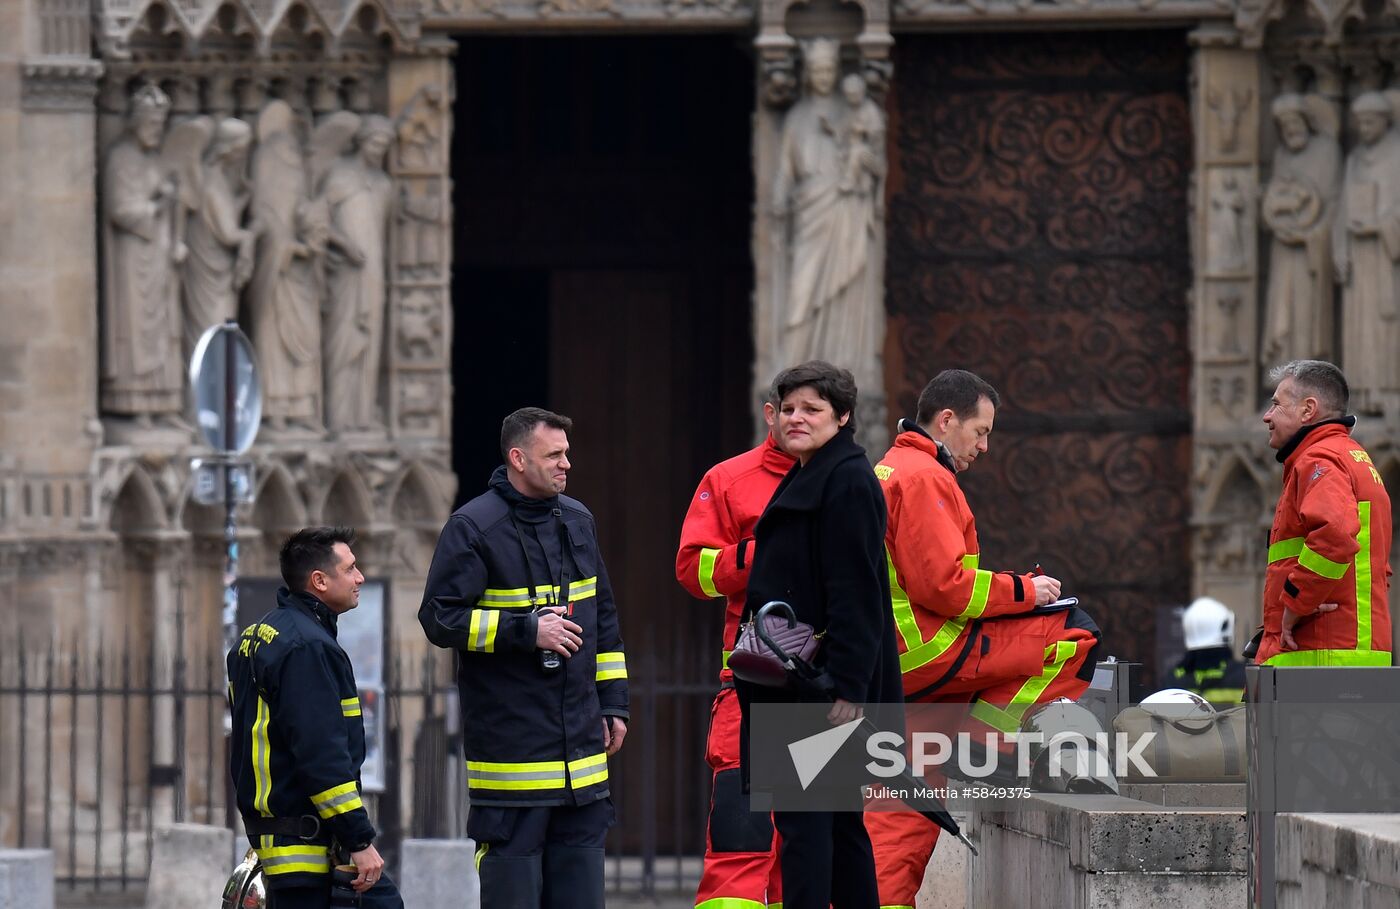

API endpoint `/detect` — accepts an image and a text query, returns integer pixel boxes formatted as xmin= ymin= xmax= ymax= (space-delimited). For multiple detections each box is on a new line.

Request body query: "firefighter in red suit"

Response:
xmin=676 ymin=400 xmax=795 ymax=909
xmin=865 ymin=370 xmax=1102 ymax=908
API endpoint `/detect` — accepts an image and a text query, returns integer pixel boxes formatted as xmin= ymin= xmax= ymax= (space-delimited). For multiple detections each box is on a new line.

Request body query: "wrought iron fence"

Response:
xmin=0 ymin=622 xmax=707 ymax=898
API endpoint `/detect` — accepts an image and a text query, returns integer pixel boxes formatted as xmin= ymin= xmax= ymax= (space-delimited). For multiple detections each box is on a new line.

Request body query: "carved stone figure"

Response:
xmin=247 ymin=101 xmax=331 ymax=433
xmin=1333 ymin=91 xmax=1400 ymax=417
xmin=1208 ymin=172 xmax=1249 ymax=273
xmin=1261 ymin=93 xmax=1341 ymax=365
xmin=176 ymin=117 xmax=256 ymax=362
xmin=101 ymin=84 xmax=186 ymax=424
xmin=397 ymin=182 xmax=443 ymax=273
xmin=772 ymin=39 xmax=886 ymax=400
xmin=321 ymin=115 xmax=395 ymax=434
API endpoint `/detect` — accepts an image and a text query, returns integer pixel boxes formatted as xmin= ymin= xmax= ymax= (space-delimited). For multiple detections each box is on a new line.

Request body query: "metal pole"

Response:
xmin=221 ymin=323 xmax=239 ymax=664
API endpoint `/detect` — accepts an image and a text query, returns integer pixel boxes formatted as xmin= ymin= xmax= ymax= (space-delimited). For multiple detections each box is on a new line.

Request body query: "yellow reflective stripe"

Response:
xmin=970 ymin=699 xmax=1020 ymax=734
xmin=256 ymin=843 xmax=331 ymax=876
xmin=1263 ymin=649 xmax=1392 ymax=667
xmin=467 ymin=759 xmax=567 ymax=791
xmin=252 ymin=696 xmax=272 ymax=818
xmin=478 ymin=586 xmax=537 ymax=607
xmin=900 ymin=617 xmax=968 ymax=674
xmin=475 ymin=842 xmax=489 ymax=872
xmin=1268 ymin=537 xmax=1304 ymax=563
xmin=961 ymin=553 xmax=979 ymax=570
xmin=696 ymin=899 xmax=767 ymax=909
xmin=958 ymin=569 xmax=993 ymax=619
xmin=886 ymin=547 xmax=924 ymax=653
xmin=1357 ymin=501 xmax=1373 ymax=650
xmin=699 ymin=548 xmax=722 ymax=599
xmin=340 ymin=696 xmax=361 ymax=718
xmin=596 ymin=651 xmax=627 ymax=682
xmin=1007 ymin=640 xmax=1078 ymax=710
xmin=568 ymin=577 xmax=598 ymax=601
xmin=467 ymin=608 xmax=501 ymax=653
xmin=568 ymin=752 xmax=609 ymax=789
xmin=1297 ymin=543 xmax=1349 ymax=580
xmin=310 ymin=781 xmax=363 ymax=818
xmin=1200 ymin=687 xmax=1245 ymax=703
xmin=721 ymin=649 xmax=732 ymax=669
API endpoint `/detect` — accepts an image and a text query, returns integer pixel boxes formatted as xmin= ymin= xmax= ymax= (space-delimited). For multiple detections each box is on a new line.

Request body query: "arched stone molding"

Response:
xmin=318 ymin=468 xmax=379 ymax=529
xmin=94 ymin=0 xmax=418 ymax=61
xmin=107 ymin=464 xmax=171 ymax=535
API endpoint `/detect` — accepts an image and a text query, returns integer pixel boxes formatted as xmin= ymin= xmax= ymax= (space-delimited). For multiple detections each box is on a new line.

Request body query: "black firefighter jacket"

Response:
xmin=419 ymin=466 xmax=629 ymax=807
xmin=227 ymin=588 xmax=376 ymax=890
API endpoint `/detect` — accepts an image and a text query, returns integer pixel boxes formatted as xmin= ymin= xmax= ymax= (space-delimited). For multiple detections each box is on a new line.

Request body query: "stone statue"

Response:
xmin=320 ymin=115 xmax=395 ymax=434
xmin=772 ymin=39 xmax=886 ymax=403
xmin=174 ymin=117 xmax=256 ymax=362
xmin=1209 ymin=173 xmax=1249 ymax=273
xmin=247 ymin=101 xmax=333 ymax=433
xmin=1261 ymin=93 xmax=1341 ymax=365
xmin=1333 ymin=91 xmax=1400 ymax=417
xmin=101 ymin=84 xmax=186 ymax=425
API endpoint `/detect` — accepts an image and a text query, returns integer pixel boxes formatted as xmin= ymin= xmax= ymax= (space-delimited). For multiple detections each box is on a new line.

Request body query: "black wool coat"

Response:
xmin=739 ymin=425 xmax=902 ymax=709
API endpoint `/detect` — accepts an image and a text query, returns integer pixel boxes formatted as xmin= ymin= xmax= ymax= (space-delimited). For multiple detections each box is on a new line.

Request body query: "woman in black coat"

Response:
xmin=735 ymin=361 xmax=902 ymax=909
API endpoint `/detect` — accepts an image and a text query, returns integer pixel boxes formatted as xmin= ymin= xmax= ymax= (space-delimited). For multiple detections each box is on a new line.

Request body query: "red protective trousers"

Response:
xmin=864 ymin=610 xmax=1099 ymax=908
xmin=697 ymin=687 xmax=781 ymax=909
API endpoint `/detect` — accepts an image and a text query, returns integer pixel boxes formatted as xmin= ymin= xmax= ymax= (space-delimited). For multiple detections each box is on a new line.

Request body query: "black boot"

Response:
xmin=541 ymin=846 xmax=604 ymax=909
xmin=479 ymin=852 xmax=543 ymax=909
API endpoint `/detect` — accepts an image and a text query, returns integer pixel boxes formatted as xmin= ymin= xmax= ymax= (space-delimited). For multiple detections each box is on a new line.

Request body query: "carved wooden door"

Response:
xmin=884 ymin=32 xmax=1194 ymax=676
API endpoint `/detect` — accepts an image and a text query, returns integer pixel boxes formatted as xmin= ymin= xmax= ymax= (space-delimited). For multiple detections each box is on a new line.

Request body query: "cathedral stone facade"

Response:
xmin=3 ymin=0 xmax=1400 ymax=870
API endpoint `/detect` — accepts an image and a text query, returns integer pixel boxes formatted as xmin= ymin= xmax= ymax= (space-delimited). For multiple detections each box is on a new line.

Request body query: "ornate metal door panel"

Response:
xmin=885 ymin=32 xmax=1193 ymax=674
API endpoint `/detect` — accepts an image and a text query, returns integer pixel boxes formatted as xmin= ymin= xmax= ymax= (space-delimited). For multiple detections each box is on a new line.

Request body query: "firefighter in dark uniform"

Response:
xmin=1166 ymin=596 xmax=1247 ymax=703
xmin=227 ymin=526 xmax=403 ymax=909
xmin=420 ymin=407 xmax=628 ymax=909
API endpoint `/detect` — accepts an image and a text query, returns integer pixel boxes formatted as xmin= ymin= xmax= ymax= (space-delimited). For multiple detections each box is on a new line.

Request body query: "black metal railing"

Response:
xmin=0 ymin=623 xmax=707 ymax=898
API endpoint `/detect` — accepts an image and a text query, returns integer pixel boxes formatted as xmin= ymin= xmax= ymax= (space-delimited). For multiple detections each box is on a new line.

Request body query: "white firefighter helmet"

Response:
xmin=1019 ymin=698 xmax=1119 ymax=795
xmin=221 ymin=849 xmax=266 ymax=909
xmin=1140 ymin=687 xmax=1217 ymax=726
xmin=1182 ymin=596 xmax=1234 ymax=650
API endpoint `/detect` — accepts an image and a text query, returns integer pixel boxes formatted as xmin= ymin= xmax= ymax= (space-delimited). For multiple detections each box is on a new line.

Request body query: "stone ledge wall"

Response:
xmin=1276 ymin=813 xmax=1400 ymax=908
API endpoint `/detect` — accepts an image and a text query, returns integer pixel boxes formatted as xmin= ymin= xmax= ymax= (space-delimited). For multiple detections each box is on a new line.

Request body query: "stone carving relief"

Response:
xmin=771 ymin=38 xmax=887 ymax=435
xmin=395 ymin=86 xmax=447 ymax=171
xmin=397 ymin=180 xmax=446 ymax=277
xmin=1334 ymin=90 xmax=1400 ymax=418
xmin=397 ymin=289 xmax=444 ymax=361
xmin=1208 ymin=85 xmax=1253 ymax=155
xmin=1206 ymin=168 xmax=1254 ymax=275
xmin=248 ymin=101 xmax=334 ymax=434
xmin=101 ymin=84 xmax=188 ymax=428
xmin=398 ymin=375 xmax=445 ymax=435
xmin=173 ymin=117 xmax=257 ymax=363
xmin=322 ymin=115 xmax=395 ymax=435
xmin=1261 ymin=93 xmax=1341 ymax=366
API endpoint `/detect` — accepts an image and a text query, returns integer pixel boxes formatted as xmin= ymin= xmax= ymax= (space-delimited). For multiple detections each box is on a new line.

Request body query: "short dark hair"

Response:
xmin=771 ymin=361 xmax=859 ymax=429
xmin=915 ymin=369 xmax=1001 ymax=425
xmin=1269 ymin=359 xmax=1349 ymax=416
xmin=280 ymin=526 xmax=355 ymax=592
xmin=500 ymin=407 xmax=573 ymax=461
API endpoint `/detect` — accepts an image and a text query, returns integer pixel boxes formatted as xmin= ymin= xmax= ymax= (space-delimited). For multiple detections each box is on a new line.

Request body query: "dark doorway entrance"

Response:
xmin=450 ymin=35 xmax=755 ymax=887
xmin=884 ymin=31 xmax=1194 ymax=681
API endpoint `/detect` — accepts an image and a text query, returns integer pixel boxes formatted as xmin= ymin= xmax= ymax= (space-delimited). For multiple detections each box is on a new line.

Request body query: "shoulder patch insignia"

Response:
xmin=698 ymin=491 xmax=710 ymax=501
xmin=1309 ymin=463 xmax=1327 ymax=483
xmin=874 ymin=465 xmax=894 ymax=481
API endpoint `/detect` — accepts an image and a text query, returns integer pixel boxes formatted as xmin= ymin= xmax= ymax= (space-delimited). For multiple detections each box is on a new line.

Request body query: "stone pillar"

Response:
xmin=3 ymin=0 xmax=103 ymax=477
xmin=386 ymin=45 xmax=455 ymax=446
xmin=1189 ymin=25 xmax=1270 ymax=638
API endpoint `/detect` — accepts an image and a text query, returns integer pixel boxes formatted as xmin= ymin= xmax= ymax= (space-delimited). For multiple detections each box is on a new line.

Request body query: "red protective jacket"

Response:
xmin=876 ymin=426 xmax=1036 ymax=696
xmin=1258 ymin=420 xmax=1393 ymax=666
xmin=676 ymin=435 xmax=795 ymax=680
